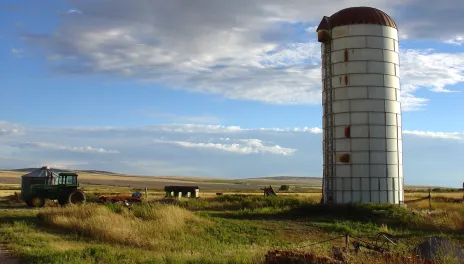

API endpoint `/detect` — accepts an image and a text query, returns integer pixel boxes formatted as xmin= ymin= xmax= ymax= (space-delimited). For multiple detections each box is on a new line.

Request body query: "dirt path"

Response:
xmin=0 ymin=246 xmax=20 ymax=264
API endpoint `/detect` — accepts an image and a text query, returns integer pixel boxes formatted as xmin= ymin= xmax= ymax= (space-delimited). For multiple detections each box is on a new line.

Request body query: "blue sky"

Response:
xmin=1 ymin=1 xmax=464 ymax=187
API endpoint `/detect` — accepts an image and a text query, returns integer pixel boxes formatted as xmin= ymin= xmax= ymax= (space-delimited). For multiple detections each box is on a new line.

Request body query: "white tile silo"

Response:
xmin=317 ymin=7 xmax=404 ymax=205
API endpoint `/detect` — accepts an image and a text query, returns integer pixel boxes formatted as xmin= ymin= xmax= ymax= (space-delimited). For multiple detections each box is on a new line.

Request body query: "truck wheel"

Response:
xmin=25 ymin=199 xmax=34 ymax=207
xmin=58 ymin=189 xmax=74 ymax=207
xmin=69 ymin=190 xmax=86 ymax=204
xmin=31 ymin=196 xmax=45 ymax=208
xmin=58 ymin=198 xmax=68 ymax=206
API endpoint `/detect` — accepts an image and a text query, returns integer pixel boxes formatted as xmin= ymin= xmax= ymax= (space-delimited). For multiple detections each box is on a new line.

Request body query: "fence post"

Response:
xmin=345 ymin=233 xmax=349 ymax=250
xmin=428 ymin=188 xmax=432 ymax=209
xmin=145 ymin=187 xmax=148 ymax=200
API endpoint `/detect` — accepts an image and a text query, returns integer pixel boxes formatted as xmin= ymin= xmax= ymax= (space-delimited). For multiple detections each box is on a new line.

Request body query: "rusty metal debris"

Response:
xmin=97 ymin=192 xmax=143 ymax=205
xmin=265 ymin=233 xmax=461 ymax=263
xmin=351 ymin=233 xmax=398 ymax=254
xmin=265 ymin=249 xmax=344 ymax=264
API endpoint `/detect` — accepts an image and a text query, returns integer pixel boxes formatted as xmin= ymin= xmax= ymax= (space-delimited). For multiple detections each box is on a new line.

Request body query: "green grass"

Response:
xmin=0 ymin=194 xmax=462 ymax=263
xmin=177 ymin=194 xmax=314 ymax=211
xmin=0 ymin=218 xmax=167 ymax=264
xmin=0 ymin=204 xmax=272 ymax=263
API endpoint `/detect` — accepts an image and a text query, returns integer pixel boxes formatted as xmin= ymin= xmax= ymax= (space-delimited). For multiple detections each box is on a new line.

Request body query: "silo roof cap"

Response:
xmin=316 ymin=6 xmax=397 ymax=31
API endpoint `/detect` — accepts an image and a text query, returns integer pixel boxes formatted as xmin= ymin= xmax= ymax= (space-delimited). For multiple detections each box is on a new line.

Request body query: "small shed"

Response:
xmin=164 ymin=186 xmax=200 ymax=198
xmin=21 ymin=166 xmax=59 ymax=195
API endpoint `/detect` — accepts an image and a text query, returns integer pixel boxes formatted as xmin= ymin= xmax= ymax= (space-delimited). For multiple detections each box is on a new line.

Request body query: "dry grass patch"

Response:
xmin=48 ymin=241 xmax=88 ymax=252
xmin=407 ymin=199 xmax=464 ymax=212
xmin=37 ymin=203 xmax=206 ymax=250
xmin=416 ymin=210 xmax=464 ymax=233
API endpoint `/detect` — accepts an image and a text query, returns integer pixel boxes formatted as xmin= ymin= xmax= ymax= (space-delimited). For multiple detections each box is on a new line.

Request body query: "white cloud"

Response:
xmin=36 ymin=161 xmax=90 ymax=170
xmin=66 ymin=9 xmax=82 ymax=15
xmin=142 ymin=112 xmax=222 ymax=124
xmin=10 ymin=142 xmax=120 ymax=154
xmin=0 ymin=121 xmax=24 ymax=136
xmin=305 ymin=26 xmax=318 ymax=33
xmin=399 ymin=49 xmax=464 ymax=111
xmin=0 ymin=120 xmax=463 ymax=186
xmin=401 ymin=49 xmax=464 ymax=92
xmin=444 ymin=36 xmax=464 ymax=46
xmin=0 ymin=128 xmax=20 ymax=136
xmin=403 ymin=130 xmax=464 ymax=140
xmin=20 ymin=1 xmax=464 ymax=111
xmin=395 ymin=0 xmax=464 ymax=42
xmin=153 ymin=138 xmax=297 ymax=156
xmin=120 ymin=160 xmax=203 ymax=176
xmin=50 ymin=124 xmax=323 ymax=135
xmin=10 ymin=48 xmax=23 ymax=54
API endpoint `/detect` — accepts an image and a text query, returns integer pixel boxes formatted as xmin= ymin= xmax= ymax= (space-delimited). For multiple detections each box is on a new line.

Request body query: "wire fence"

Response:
xmin=405 ymin=188 xmax=464 ymax=209
xmin=304 ymin=235 xmax=346 ymax=248
xmin=404 ymin=196 xmax=430 ymax=204
xmin=405 ymin=189 xmax=433 ymax=208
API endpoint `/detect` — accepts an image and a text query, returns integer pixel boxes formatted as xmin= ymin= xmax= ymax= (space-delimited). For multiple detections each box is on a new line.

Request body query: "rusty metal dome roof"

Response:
xmin=316 ymin=7 xmax=397 ymax=31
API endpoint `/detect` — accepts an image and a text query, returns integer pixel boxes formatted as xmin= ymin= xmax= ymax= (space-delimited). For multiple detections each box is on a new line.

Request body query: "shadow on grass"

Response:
xmin=212 ymin=203 xmax=464 ymax=237
xmin=216 ymin=204 xmax=414 ymax=223
xmin=0 ymin=215 xmax=36 ymax=226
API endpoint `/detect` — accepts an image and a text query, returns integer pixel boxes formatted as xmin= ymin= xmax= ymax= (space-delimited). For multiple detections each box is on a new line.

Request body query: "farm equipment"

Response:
xmin=21 ymin=166 xmax=86 ymax=207
xmin=265 ymin=233 xmax=446 ymax=264
xmin=351 ymin=232 xmax=399 ymax=253
xmin=97 ymin=192 xmax=143 ymax=204
xmin=261 ymin=186 xmax=277 ymax=196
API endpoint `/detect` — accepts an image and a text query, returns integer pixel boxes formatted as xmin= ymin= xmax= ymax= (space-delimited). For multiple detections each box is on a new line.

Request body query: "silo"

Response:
xmin=317 ymin=7 xmax=404 ymax=204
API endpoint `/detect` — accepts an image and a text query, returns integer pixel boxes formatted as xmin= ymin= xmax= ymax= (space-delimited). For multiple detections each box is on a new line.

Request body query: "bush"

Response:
xmin=279 ymin=185 xmax=290 ymax=191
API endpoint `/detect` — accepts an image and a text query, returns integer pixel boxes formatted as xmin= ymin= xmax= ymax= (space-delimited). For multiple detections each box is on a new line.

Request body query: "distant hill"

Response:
xmin=2 ymin=169 xmax=457 ymax=189
xmin=76 ymin=170 xmax=123 ymax=175
xmin=246 ymin=176 xmax=321 ymax=181
xmin=6 ymin=168 xmax=120 ymax=175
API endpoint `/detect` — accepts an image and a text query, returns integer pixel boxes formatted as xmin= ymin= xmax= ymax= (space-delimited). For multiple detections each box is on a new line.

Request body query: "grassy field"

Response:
xmin=0 ymin=170 xmax=462 ymax=263
xmin=0 ymin=182 xmax=462 ymax=264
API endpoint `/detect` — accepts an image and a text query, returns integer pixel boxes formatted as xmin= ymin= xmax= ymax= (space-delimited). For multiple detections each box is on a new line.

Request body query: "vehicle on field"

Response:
xmin=97 ymin=192 xmax=143 ymax=204
xmin=21 ymin=166 xmax=86 ymax=207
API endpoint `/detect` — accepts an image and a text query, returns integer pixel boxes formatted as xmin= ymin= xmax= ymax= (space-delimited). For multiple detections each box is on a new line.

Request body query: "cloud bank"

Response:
xmin=15 ymin=0 xmax=464 ymax=111
xmin=153 ymin=138 xmax=297 ymax=156
xmin=0 ymin=120 xmax=463 ymax=187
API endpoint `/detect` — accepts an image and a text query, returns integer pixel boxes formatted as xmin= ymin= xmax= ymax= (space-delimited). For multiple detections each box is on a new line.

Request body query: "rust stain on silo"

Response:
xmin=339 ymin=154 xmax=351 ymax=163
xmin=344 ymin=126 xmax=351 ymax=138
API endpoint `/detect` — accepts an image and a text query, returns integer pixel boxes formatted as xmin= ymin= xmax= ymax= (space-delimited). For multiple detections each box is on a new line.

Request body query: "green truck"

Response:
xmin=21 ymin=166 xmax=86 ymax=207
